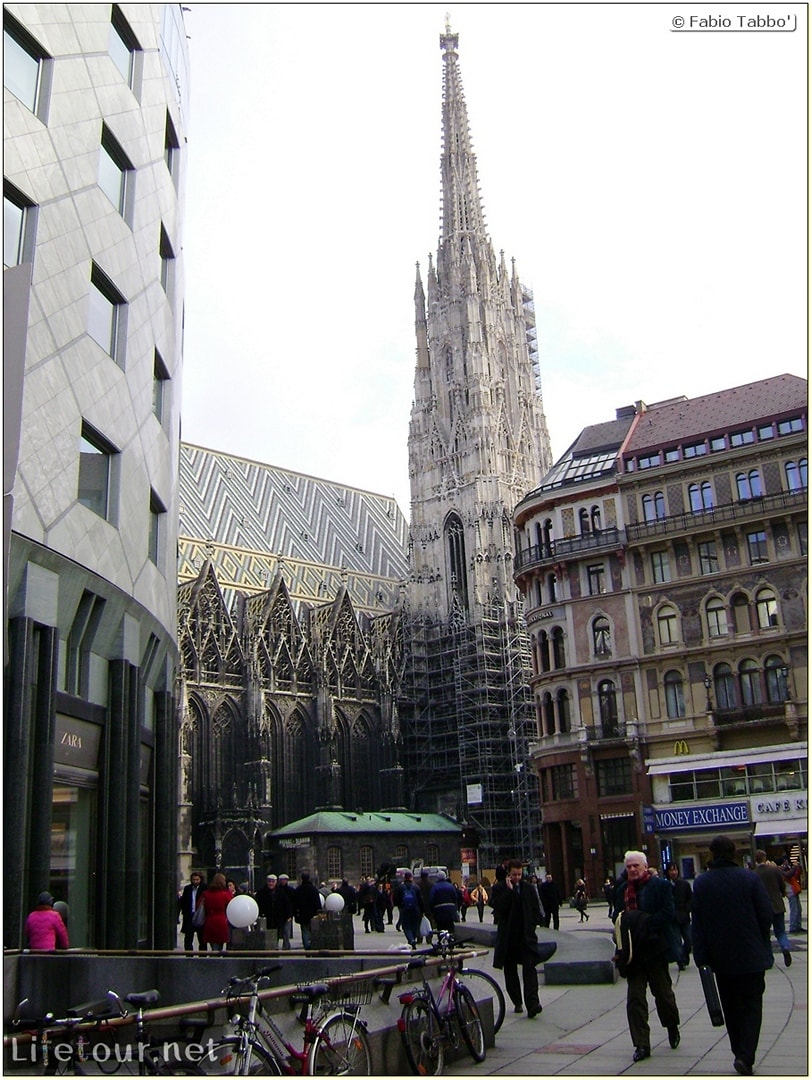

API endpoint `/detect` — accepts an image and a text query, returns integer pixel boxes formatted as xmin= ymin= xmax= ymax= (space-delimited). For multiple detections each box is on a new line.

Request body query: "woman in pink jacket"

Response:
xmin=25 ymin=892 xmax=69 ymax=950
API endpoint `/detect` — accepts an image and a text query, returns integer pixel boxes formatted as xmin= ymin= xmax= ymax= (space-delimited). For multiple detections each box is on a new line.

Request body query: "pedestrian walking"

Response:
xmin=428 ymin=871 xmax=458 ymax=934
xmin=666 ymin=863 xmax=693 ymax=969
xmin=491 ymin=859 xmax=544 ymax=1018
xmin=603 ymin=877 xmax=615 ymax=916
xmin=201 ymin=873 xmax=231 ymax=952
xmin=469 ymin=880 xmax=489 ymax=923
xmin=692 ymin=835 xmax=774 ymax=1077
xmin=394 ymin=869 xmax=424 ymax=947
xmin=276 ymin=874 xmax=295 ymax=948
xmin=780 ymin=855 xmax=804 ymax=933
xmin=293 ymin=871 xmax=322 ymax=949
xmin=25 ymin=892 xmax=69 ymax=951
xmin=573 ymin=879 xmax=589 ymax=921
xmin=178 ymin=871 xmax=205 ymax=952
xmin=611 ymin=850 xmax=681 ymax=1064
xmin=753 ymin=850 xmax=792 ymax=966
xmin=538 ymin=873 xmax=563 ymax=929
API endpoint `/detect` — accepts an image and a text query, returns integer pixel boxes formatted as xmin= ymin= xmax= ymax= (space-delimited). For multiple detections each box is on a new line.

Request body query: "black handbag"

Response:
xmin=699 ymin=965 xmax=725 ymax=1026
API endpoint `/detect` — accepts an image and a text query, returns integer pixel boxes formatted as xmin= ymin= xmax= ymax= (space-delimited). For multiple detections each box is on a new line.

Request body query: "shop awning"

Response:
xmin=753 ymin=818 xmax=807 ymax=836
xmin=648 ymin=742 xmax=807 ymax=775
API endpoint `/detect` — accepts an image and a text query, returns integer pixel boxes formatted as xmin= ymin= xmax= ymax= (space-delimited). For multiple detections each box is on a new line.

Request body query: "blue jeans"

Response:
xmin=787 ymin=891 xmax=802 ymax=931
xmin=770 ymin=911 xmax=791 ymax=952
xmin=301 ymin=919 xmax=313 ymax=949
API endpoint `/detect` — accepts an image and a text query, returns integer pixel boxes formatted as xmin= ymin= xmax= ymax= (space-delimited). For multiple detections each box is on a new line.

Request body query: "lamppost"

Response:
xmin=780 ymin=665 xmax=792 ymax=701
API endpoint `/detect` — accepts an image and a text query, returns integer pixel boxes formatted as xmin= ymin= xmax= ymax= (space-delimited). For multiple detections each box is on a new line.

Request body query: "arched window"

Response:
xmin=444 ymin=512 xmax=468 ymax=613
xmin=642 ymin=492 xmax=666 ymax=522
xmin=785 ymin=458 xmax=808 ymax=492
xmin=689 ymin=482 xmax=714 ymax=512
xmin=657 ymin=604 xmax=679 ymax=645
xmin=579 ymin=508 xmax=590 ymax=535
xmin=598 ymin=680 xmax=618 ymax=734
xmin=539 ymin=630 xmax=551 ymax=673
xmin=755 ymin=588 xmax=778 ymax=629
xmin=552 ymin=627 xmax=566 ymax=669
xmin=737 ymin=470 xmax=763 ymax=500
xmin=556 ymin=689 xmax=571 ymax=733
xmin=731 ymin=592 xmax=750 ymax=634
xmin=713 ymin=663 xmax=737 ymax=710
xmin=542 ymin=692 xmax=555 ymax=736
xmin=542 ymin=518 xmax=554 ymax=555
xmin=765 ymin=655 xmax=786 ymax=704
xmin=664 ymin=670 xmax=686 ymax=718
xmin=592 ymin=616 xmax=611 ymax=656
xmin=547 ymin=572 xmax=558 ymax=603
xmin=444 ymin=345 xmax=453 ymax=382
xmin=739 ymin=658 xmax=763 ymax=706
xmin=591 ymin=505 xmax=602 ymax=532
xmin=706 ymin=597 xmax=728 ymax=637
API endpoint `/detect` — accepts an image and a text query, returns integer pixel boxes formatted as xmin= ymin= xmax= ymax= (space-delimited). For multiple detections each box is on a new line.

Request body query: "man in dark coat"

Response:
xmin=293 ymin=871 xmax=322 ymax=949
xmin=538 ymin=874 xmax=563 ymax=929
xmin=336 ymin=878 xmax=358 ymax=915
xmin=428 ymin=871 xmax=459 ymax=933
xmin=491 ymin=859 xmax=545 ymax=1018
xmin=692 ymin=835 xmax=774 ymax=1077
xmin=666 ymin=863 xmax=693 ymax=969
xmin=611 ymin=850 xmax=681 ymax=1064
xmin=177 ymin=871 xmax=204 ymax=951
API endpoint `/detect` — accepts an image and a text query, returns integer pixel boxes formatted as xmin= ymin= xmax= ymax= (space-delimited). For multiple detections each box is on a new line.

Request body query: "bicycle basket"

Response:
xmin=325 ymin=979 xmax=373 ymax=1009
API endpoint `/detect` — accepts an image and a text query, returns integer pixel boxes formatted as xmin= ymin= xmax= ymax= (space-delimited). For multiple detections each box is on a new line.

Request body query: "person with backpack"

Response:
xmin=394 ymin=870 xmax=425 ymax=947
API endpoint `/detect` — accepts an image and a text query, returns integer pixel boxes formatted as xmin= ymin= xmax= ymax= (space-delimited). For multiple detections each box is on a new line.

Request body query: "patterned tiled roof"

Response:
xmin=625 ymin=373 xmax=806 ymax=454
xmin=178 ymin=444 xmax=408 ymax=613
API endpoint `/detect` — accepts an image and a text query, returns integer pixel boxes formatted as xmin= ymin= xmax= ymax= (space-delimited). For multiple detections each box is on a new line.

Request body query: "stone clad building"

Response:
xmin=513 ymin=375 xmax=808 ymax=889
xmin=3 ymin=3 xmax=189 ymax=948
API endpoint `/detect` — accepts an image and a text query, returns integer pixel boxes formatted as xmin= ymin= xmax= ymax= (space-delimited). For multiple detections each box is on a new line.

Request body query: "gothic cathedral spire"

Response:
xmin=408 ymin=23 xmax=552 ymax=622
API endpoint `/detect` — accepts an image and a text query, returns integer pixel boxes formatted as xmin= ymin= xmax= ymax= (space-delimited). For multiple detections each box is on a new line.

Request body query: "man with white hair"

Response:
xmin=611 ymin=850 xmax=681 ymax=1064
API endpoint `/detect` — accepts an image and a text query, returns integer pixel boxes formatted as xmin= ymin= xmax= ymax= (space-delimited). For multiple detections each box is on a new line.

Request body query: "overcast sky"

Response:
xmin=180 ymin=3 xmax=807 ymax=517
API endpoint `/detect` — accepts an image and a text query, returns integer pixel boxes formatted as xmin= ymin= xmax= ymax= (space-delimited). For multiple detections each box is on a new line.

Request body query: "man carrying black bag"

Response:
xmin=692 ymin=835 xmax=775 ymax=1077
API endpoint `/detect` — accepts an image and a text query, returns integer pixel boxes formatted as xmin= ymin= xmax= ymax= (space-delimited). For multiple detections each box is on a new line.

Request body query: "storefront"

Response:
xmin=646 ymin=742 xmax=808 ymax=876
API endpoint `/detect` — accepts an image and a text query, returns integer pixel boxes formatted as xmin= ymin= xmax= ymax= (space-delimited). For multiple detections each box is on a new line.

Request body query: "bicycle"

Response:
xmin=397 ymin=931 xmax=486 ymax=1075
xmin=198 ymin=967 xmax=372 ymax=1076
xmin=10 ymin=990 xmax=205 ymax=1075
xmin=438 ymin=955 xmax=505 ymax=1035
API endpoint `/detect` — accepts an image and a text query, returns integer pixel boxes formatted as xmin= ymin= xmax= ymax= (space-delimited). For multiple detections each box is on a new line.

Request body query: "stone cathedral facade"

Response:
xmin=176 ymin=25 xmax=553 ymax=880
xmin=399 ymin=26 xmax=553 ymax=869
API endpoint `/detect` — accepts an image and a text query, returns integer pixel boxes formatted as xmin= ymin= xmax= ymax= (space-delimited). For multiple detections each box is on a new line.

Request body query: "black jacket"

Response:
xmin=178 ymin=881 xmax=204 ymax=933
xmin=492 ymin=879 xmax=544 ymax=968
xmin=692 ymin=858 xmax=774 ymax=975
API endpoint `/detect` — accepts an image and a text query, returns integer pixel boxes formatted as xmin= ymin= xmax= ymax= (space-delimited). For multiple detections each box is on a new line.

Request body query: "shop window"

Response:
xmin=550 ymin=764 xmax=578 ymax=801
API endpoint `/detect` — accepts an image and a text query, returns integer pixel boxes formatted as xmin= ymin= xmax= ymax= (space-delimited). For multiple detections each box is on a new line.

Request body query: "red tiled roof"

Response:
xmin=624 ymin=374 xmax=807 ymax=455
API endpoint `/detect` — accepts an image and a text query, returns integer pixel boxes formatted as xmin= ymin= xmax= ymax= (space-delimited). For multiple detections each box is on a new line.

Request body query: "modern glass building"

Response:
xmin=4 ymin=3 xmax=189 ymax=948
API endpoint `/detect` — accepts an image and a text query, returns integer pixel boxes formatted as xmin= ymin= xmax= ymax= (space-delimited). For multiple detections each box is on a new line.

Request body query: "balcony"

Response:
xmin=625 ymin=489 xmax=806 ymax=543
xmin=514 ymin=526 xmax=626 ymax=573
xmin=584 ymin=721 xmax=628 ymax=743
xmin=713 ymin=702 xmax=787 ymax=726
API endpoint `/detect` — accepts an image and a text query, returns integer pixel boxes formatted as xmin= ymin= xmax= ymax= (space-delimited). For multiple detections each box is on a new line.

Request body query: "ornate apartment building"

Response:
xmin=4 ymin=4 xmax=189 ymax=948
xmin=513 ymin=374 xmax=808 ymax=891
xmin=400 ymin=25 xmax=552 ymax=871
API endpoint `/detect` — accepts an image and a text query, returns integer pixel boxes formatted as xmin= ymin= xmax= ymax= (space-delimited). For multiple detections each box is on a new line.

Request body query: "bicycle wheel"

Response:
xmin=308 ymin=1011 xmax=372 ymax=1075
xmin=458 ymin=967 xmax=505 ymax=1033
xmin=452 ymin=985 xmax=485 ymax=1063
xmin=196 ymin=1036 xmax=282 ymax=1076
xmin=399 ymin=998 xmax=443 ymax=1076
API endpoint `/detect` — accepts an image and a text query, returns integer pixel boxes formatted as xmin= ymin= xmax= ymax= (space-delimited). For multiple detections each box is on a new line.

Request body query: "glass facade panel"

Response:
xmin=51 ymin=785 xmax=96 ymax=947
xmin=4 ymin=25 xmax=40 ymax=111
